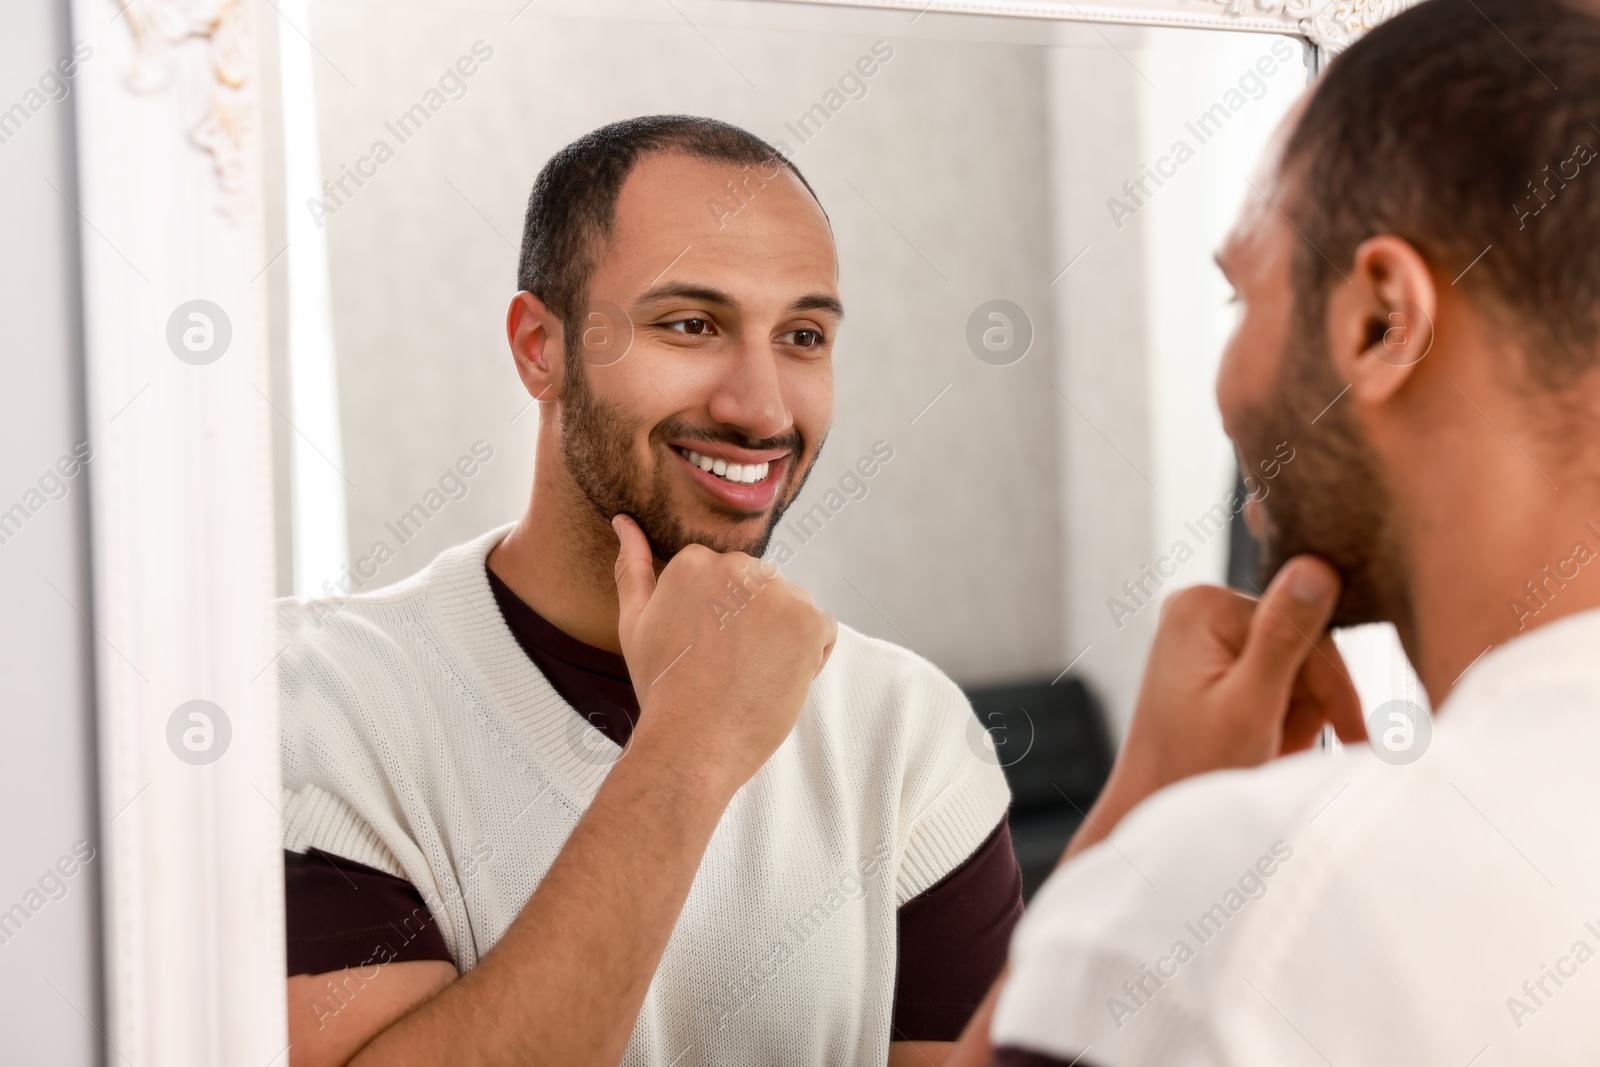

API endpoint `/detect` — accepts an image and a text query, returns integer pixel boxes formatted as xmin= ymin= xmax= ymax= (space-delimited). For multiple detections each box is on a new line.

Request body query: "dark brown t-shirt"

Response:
xmin=285 ymin=565 xmax=1024 ymax=1041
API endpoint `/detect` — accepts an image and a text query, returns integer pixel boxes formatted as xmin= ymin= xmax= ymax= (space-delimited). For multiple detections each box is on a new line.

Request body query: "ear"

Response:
xmin=506 ymin=291 xmax=564 ymax=404
xmin=1325 ymin=235 xmax=1438 ymax=406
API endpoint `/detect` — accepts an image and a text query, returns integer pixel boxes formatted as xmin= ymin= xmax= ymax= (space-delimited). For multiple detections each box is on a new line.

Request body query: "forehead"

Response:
xmin=596 ymin=151 xmax=838 ymax=291
xmin=1219 ymin=176 xmax=1288 ymax=276
xmin=1218 ymin=100 xmax=1308 ymax=282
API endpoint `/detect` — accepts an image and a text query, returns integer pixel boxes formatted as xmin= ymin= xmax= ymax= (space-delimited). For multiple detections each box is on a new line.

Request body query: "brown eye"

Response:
xmin=668 ymin=318 xmax=714 ymax=336
xmin=784 ymin=328 xmax=824 ymax=348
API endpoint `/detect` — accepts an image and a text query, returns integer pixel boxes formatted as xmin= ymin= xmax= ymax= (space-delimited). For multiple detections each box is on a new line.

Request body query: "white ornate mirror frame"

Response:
xmin=773 ymin=0 xmax=1420 ymax=56
xmin=67 ymin=0 xmax=1418 ymax=1062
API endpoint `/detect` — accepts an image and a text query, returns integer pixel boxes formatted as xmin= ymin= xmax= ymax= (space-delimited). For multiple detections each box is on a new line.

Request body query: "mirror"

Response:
xmin=271 ymin=0 xmax=1308 ymax=731
xmin=33 ymin=0 xmax=1434 ymax=1057
xmin=260 ymin=0 xmax=1315 ymax=906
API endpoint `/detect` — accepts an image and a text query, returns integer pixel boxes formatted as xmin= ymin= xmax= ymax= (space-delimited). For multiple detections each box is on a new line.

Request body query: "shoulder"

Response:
xmin=992 ymin=750 xmax=1362 ymax=1063
xmin=814 ymin=622 xmax=1012 ymax=900
xmin=813 ymin=622 xmax=994 ymax=781
xmin=274 ymin=582 xmax=439 ymax=836
xmin=1022 ymin=749 xmax=1354 ymax=942
xmin=276 ymin=526 xmax=506 ymax=717
xmin=275 ymin=532 xmax=509 ymax=881
xmin=818 ymin=621 xmax=977 ymax=731
xmin=275 ymin=574 xmax=434 ymax=727
xmin=276 ymin=528 xmax=509 ymax=782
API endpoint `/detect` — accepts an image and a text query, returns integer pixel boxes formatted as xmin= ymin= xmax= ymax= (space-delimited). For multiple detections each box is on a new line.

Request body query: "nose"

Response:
xmin=706 ymin=338 xmax=792 ymax=443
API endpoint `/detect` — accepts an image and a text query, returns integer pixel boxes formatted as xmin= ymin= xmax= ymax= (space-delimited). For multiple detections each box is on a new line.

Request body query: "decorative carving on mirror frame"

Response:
xmin=1197 ymin=0 xmax=1426 ymax=53
xmin=112 ymin=0 xmax=252 ymax=201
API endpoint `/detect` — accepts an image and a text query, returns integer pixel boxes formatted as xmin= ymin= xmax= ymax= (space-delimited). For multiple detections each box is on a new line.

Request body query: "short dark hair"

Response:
xmin=516 ymin=115 xmax=820 ymax=328
xmin=1283 ymin=0 xmax=1600 ymax=387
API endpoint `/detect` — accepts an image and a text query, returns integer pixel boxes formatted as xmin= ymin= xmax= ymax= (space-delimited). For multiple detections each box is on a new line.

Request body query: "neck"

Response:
xmin=1395 ymin=370 xmax=1600 ymax=705
xmin=488 ymin=428 xmax=632 ymax=654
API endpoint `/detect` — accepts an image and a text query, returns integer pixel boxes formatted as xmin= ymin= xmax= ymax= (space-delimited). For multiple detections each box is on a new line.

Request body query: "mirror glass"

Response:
xmin=267 ymin=0 xmax=1309 ymax=889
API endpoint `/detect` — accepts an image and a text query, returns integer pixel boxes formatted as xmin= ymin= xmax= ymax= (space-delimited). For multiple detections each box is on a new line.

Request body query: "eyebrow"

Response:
xmin=634 ymin=281 xmax=844 ymax=321
xmin=635 ymin=281 xmax=734 ymax=307
xmin=790 ymin=293 xmax=845 ymax=320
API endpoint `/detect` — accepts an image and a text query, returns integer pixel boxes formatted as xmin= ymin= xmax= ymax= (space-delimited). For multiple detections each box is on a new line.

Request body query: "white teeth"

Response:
xmin=680 ymin=448 xmax=770 ymax=484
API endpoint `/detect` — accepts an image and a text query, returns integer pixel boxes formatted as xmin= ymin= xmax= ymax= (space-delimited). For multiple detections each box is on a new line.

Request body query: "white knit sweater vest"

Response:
xmin=278 ymin=526 xmax=1011 ymax=1066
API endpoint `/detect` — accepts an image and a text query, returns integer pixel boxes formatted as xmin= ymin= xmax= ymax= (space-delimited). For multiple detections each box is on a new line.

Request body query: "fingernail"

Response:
xmin=1290 ymin=563 xmax=1332 ymax=603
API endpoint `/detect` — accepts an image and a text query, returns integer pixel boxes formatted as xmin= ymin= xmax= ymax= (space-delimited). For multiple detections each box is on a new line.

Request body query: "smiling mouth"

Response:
xmin=672 ymin=445 xmax=773 ymax=485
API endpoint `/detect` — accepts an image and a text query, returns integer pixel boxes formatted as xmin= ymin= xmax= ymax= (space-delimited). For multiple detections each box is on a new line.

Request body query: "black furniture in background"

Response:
xmin=962 ymin=676 xmax=1114 ymax=900
xmin=1227 ymin=466 xmax=1264 ymax=593
xmin=971 ymin=465 xmax=1257 ymax=899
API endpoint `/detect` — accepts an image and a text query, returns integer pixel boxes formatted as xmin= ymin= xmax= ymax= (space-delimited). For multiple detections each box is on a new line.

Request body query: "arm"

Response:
xmin=286 ymin=747 xmax=719 ymax=1067
xmin=941 ymin=557 xmax=1365 ymax=1067
xmin=290 ymin=516 xmax=836 ymax=1067
xmin=889 ymin=1042 xmax=956 ymax=1067
xmin=288 ymin=960 xmax=457 ymax=1067
xmin=886 ymin=818 xmax=1024 ymax=1067
xmin=343 ymin=739 xmax=734 ymax=1067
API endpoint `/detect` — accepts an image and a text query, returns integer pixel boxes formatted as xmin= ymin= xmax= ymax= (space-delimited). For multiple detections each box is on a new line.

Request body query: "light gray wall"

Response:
xmin=0 ymin=0 xmax=103 ymax=1059
xmin=1046 ymin=44 xmax=1160 ymax=736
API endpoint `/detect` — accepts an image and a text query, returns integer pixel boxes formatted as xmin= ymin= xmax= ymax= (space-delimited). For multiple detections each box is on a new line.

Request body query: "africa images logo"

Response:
xmin=1365 ymin=699 xmax=1431 ymax=766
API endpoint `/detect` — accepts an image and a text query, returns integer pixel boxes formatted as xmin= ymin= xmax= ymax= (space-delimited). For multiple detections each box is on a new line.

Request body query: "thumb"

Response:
xmin=1231 ymin=556 xmax=1342 ymax=703
xmin=611 ymin=514 xmax=656 ymax=632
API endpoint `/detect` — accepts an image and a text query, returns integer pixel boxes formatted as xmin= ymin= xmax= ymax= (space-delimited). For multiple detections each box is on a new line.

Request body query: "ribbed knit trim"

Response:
xmin=282 ymin=782 xmax=403 ymax=878
xmin=895 ymin=755 xmax=1013 ymax=905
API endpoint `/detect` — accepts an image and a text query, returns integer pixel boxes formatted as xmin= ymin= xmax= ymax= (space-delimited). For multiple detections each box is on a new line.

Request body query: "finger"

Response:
xmin=611 ymin=514 xmax=657 ymax=629
xmin=1314 ymin=635 xmax=1367 ymax=742
xmin=1155 ymin=585 xmax=1255 ymax=660
xmin=1279 ymin=700 xmax=1325 ymax=755
xmin=1231 ymin=556 xmax=1342 ymax=706
xmin=1281 ymin=635 xmax=1364 ymax=754
xmin=815 ymin=611 xmax=838 ymax=677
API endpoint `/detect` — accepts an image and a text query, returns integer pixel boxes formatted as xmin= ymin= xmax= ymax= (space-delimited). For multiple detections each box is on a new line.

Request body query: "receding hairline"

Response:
xmin=586 ymin=148 xmax=838 ymax=306
xmin=516 ymin=114 xmax=829 ymax=329
xmin=604 ymin=146 xmax=833 ymax=241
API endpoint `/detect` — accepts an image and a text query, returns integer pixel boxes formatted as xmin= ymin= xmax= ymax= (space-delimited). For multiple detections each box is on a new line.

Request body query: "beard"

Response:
xmin=1230 ymin=300 xmax=1413 ymax=633
xmin=557 ymin=349 xmax=818 ymax=560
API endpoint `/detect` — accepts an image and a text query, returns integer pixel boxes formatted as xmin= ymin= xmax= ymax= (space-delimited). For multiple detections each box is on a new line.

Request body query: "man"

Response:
xmin=948 ymin=1 xmax=1600 ymax=1063
xmin=278 ymin=117 xmax=1022 ymax=1066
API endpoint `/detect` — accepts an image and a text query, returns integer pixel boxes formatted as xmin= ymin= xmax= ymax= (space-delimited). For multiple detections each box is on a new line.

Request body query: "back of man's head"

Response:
xmin=1284 ymin=0 xmax=1600 ymax=387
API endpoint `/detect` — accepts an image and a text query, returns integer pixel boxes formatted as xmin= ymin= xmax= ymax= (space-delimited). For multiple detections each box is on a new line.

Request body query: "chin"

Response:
xmin=1328 ymin=583 xmax=1393 ymax=630
xmin=1260 ymin=539 xmax=1393 ymax=631
xmin=661 ymin=509 xmax=779 ymax=558
xmin=690 ymin=527 xmax=770 ymax=557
